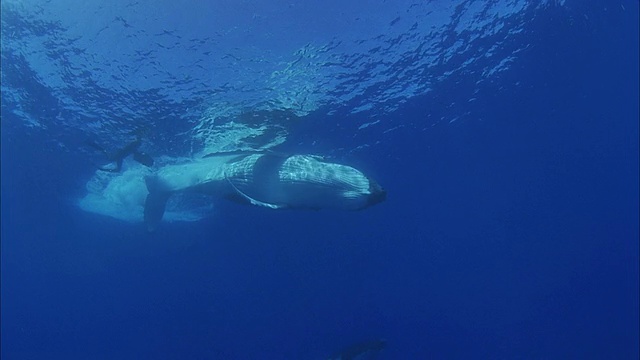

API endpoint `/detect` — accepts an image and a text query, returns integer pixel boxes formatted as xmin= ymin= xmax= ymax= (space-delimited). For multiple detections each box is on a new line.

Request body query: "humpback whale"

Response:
xmin=143 ymin=152 xmax=386 ymax=230
xmin=78 ymin=152 xmax=385 ymax=230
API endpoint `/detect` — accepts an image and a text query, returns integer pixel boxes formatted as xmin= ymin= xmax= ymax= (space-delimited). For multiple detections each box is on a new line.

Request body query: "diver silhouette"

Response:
xmin=86 ymin=132 xmax=154 ymax=173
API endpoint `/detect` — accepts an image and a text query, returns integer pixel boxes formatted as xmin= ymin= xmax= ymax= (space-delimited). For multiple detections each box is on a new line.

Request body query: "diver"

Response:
xmin=86 ymin=131 xmax=154 ymax=172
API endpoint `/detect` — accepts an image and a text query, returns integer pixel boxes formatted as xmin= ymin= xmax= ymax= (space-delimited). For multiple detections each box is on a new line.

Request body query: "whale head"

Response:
xmin=274 ymin=155 xmax=386 ymax=211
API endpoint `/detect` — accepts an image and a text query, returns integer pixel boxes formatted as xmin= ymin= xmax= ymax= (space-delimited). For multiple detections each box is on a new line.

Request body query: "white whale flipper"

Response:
xmin=225 ymin=176 xmax=285 ymax=209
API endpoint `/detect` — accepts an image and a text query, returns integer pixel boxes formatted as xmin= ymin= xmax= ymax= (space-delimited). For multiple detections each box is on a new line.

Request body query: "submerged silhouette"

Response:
xmin=327 ymin=339 xmax=386 ymax=360
xmin=86 ymin=131 xmax=154 ymax=172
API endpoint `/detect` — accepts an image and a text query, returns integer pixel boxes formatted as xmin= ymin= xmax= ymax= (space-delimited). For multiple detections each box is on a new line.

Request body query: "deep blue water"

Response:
xmin=2 ymin=1 xmax=639 ymax=359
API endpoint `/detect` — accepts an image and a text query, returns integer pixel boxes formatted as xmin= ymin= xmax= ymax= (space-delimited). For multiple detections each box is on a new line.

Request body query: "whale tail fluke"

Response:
xmin=144 ymin=176 xmax=171 ymax=232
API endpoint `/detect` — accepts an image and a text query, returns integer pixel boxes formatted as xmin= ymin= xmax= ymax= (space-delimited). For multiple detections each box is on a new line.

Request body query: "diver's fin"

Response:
xmin=133 ymin=151 xmax=154 ymax=167
xmin=85 ymin=140 xmax=108 ymax=155
xmin=143 ymin=176 xmax=171 ymax=231
xmin=129 ymin=126 xmax=150 ymax=138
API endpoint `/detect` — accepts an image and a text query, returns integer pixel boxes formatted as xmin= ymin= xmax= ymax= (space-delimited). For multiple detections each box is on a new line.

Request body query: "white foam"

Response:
xmin=78 ymin=159 xmax=216 ymax=223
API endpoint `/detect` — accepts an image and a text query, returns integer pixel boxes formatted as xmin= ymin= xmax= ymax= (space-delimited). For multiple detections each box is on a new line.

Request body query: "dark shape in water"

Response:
xmin=327 ymin=339 xmax=386 ymax=360
xmin=86 ymin=132 xmax=154 ymax=172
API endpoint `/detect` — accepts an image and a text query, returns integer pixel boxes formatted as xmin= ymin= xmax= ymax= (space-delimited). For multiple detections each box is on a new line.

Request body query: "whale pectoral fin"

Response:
xmin=232 ymin=187 xmax=284 ymax=209
xmin=225 ymin=176 xmax=285 ymax=209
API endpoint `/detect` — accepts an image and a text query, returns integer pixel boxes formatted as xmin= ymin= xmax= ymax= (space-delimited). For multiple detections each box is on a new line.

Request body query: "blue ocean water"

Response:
xmin=1 ymin=0 xmax=638 ymax=359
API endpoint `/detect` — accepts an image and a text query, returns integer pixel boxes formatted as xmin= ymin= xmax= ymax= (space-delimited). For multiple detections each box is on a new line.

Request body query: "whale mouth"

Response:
xmin=364 ymin=177 xmax=386 ymax=208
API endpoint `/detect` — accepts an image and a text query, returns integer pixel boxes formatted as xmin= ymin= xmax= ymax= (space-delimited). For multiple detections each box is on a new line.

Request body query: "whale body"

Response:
xmin=78 ymin=152 xmax=385 ymax=229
